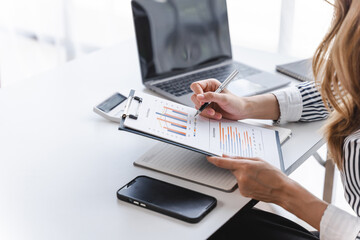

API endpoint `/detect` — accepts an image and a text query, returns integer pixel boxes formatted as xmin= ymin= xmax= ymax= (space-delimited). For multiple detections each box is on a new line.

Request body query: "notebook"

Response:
xmin=134 ymin=123 xmax=291 ymax=192
xmin=276 ymin=58 xmax=314 ymax=82
xmin=131 ymin=0 xmax=290 ymax=106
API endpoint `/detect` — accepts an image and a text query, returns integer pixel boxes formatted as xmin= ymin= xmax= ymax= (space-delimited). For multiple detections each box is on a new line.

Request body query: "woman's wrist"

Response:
xmin=240 ymin=94 xmax=280 ymax=120
xmin=279 ymin=179 xmax=328 ymax=230
xmin=238 ymin=97 xmax=254 ymax=119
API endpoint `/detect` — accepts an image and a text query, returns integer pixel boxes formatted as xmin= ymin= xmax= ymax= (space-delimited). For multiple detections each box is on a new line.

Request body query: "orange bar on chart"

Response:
xmin=157 ymin=118 xmax=187 ymax=129
xmin=222 ymin=128 xmax=225 ymax=146
xmin=164 ymin=113 xmax=187 ymax=123
xmin=163 ymin=127 xmax=186 ymax=136
xmin=219 ymin=122 xmax=222 ymax=144
xmin=163 ymin=106 xmax=188 ymax=116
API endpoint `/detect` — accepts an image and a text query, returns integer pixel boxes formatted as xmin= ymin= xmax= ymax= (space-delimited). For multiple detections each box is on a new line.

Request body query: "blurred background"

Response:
xmin=0 ymin=0 xmax=333 ymax=88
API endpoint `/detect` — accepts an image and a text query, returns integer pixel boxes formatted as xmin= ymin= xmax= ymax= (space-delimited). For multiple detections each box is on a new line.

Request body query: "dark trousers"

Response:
xmin=209 ymin=207 xmax=319 ymax=240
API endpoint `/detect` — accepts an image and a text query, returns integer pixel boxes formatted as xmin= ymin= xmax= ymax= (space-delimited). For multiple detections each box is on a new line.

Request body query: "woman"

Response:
xmin=190 ymin=0 xmax=360 ymax=239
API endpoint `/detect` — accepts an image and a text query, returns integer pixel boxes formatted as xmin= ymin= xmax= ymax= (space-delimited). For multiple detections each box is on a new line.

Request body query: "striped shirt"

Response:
xmin=273 ymin=82 xmax=360 ymax=240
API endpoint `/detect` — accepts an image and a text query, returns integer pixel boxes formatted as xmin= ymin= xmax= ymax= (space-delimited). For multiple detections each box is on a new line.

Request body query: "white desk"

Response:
xmin=0 ymin=41 xmax=325 ymax=240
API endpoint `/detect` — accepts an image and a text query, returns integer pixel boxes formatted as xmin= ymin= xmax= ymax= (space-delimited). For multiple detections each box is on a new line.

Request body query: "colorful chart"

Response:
xmin=218 ymin=122 xmax=256 ymax=157
xmin=156 ymin=106 xmax=189 ymax=137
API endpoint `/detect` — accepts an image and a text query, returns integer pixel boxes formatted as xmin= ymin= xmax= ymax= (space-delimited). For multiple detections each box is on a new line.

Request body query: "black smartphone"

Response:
xmin=117 ymin=176 xmax=217 ymax=223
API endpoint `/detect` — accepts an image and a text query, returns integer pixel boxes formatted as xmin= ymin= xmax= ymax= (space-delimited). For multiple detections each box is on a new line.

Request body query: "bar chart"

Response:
xmin=217 ymin=122 xmax=263 ymax=157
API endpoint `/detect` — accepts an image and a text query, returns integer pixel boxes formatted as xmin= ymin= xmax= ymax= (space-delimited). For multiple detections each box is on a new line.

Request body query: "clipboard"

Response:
xmin=119 ymin=90 xmax=214 ymax=156
xmin=119 ymin=90 xmax=285 ymax=172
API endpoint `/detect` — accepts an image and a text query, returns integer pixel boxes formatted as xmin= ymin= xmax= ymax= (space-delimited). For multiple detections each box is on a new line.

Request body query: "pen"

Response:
xmin=194 ymin=69 xmax=239 ymax=117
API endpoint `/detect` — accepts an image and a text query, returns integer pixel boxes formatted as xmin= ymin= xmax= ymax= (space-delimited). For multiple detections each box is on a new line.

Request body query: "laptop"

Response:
xmin=131 ymin=0 xmax=290 ymax=106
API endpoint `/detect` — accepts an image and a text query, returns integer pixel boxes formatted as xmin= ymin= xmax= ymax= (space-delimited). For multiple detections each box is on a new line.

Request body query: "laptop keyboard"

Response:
xmin=153 ymin=62 xmax=261 ymax=97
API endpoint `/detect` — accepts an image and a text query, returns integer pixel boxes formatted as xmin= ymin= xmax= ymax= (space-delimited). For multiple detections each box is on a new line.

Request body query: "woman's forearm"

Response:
xmin=239 ymin=93 xmax=329 ymax=228
xmin=242 ymin=93 xmax=280 ymax=120
xmin=241 ymin=93 xmax=329 ymax=228
xmin=280 ymin=179 xmax=328 ymax=230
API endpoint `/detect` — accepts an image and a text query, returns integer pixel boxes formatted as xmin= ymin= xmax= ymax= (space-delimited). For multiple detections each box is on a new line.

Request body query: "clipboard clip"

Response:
xmin=122 ymin=92 xmax=142 ymax=120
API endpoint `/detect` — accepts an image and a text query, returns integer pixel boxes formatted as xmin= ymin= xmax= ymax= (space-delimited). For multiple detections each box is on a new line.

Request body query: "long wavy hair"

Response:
xmin=313 ymin=0 xmax=360 ymax=170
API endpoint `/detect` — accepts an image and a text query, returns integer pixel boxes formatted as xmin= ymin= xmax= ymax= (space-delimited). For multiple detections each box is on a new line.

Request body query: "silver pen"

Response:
xmin=194 ymin=69 xmax=239 ymax=117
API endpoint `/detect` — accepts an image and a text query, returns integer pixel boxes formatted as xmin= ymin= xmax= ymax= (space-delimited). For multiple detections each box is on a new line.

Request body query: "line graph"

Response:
xmin=156 ymin=106 xmax=189 ymax=137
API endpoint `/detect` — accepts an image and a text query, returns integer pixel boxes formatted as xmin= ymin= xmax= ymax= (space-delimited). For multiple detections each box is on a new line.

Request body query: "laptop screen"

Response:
xmin=132 ymin=0 xmax=232 ymax=82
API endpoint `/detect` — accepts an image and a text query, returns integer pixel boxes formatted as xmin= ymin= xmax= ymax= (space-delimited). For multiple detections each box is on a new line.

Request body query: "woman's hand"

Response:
xmin=207 ymin=155 xmax=328 ymax=230
xmin=190 ymin=79 xmax=248 ymax=120
xmin=190 ymin=79 xmax=281 ymax=121
xmin=207 ymin=155 xmax=288 ymax=205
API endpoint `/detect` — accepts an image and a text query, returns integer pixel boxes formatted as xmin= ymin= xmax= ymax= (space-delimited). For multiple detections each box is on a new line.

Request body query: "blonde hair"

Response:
xmin=313 ymin=0 xmax=360 ymax=170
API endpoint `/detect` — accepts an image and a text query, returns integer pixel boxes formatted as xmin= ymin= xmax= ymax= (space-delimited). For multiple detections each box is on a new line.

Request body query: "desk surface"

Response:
xmin=0 ymin=41 xmax=324 ymax=240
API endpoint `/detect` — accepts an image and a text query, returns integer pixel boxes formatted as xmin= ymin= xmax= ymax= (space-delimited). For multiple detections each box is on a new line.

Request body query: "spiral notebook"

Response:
xmin=276 ymin=58 xmax=314 ymax=82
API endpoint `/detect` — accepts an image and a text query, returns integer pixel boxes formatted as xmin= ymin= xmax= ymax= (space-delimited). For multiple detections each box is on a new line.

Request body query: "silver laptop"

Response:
xmin=131 ymin=0 xmax=290 ymax=106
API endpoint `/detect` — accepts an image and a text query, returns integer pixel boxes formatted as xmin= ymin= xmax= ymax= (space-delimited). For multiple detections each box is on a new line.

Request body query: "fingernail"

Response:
xmin=197 ymin=94 xmax=204 ymax=99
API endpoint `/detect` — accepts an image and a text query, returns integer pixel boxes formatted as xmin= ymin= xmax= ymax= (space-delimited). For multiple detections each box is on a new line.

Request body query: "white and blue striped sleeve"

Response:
xmin=272 ymin=81 xmax=329 ymax=124
xmin=320 ymin=133 xmax=360 ymax=240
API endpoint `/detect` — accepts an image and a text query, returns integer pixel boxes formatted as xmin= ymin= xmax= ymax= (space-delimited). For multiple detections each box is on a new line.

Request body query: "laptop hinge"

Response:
xmin=148 ymin=60 xmax=233 ymax=86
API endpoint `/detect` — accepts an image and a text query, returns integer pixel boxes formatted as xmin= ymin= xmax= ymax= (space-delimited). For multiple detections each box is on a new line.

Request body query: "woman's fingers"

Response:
xmin=199 ymin=108 xmax=223 ymax=120
xmin=191 ymin=94 xmax=223 ymax=119
xmin=207 ymin=156 xmax=248 ymax=170
xmin=190 ymin=79 xmax=228 ymax=120
xmin=198 ymin=92 xmax=228 ymax=105
xmin=190 ymin=78 xmax=221 ymax=94
xmin=191 ymin=94 xmax=201 ymax=107
xmin=190 ymin=82 xmax=205 ymax=95
xmin=221 ymin=154 xmax=262 ymax=161
xmin=207 ymin=155 xmax=285 ymax=202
